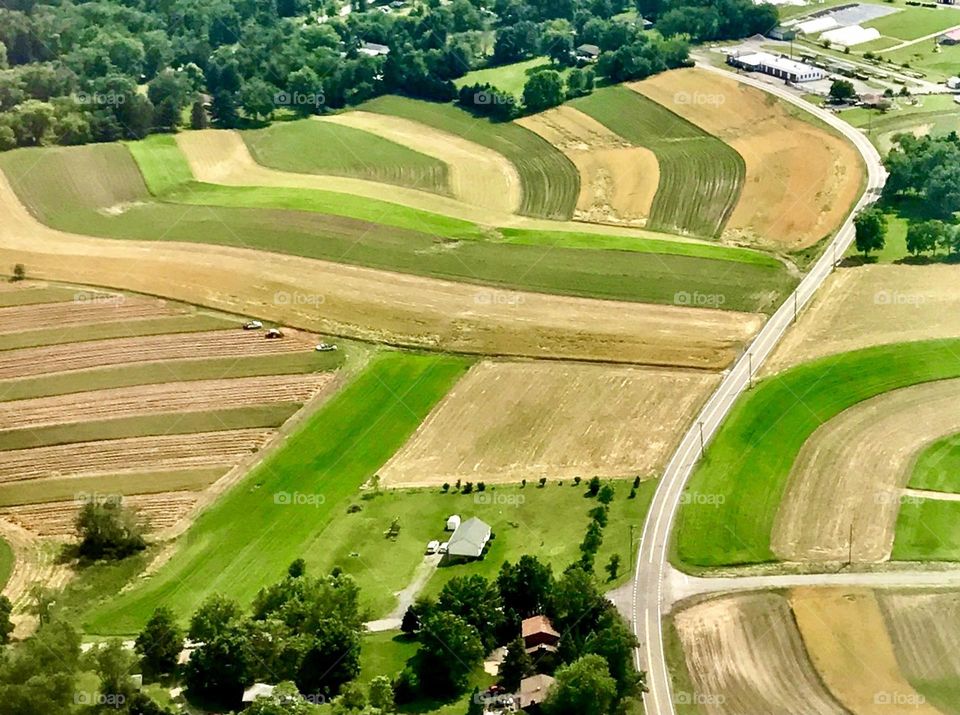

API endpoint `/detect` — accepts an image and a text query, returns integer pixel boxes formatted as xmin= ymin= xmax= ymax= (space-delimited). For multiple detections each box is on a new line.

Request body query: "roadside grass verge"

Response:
xmin=0 ymin=142 xmax=793 ymax=313
xmin=0 ymin=404 xmax=298 ymax=451
xmin=0 ymin=350 xmax=344 ymax=401
xmin=572 ymin=86 xmax=745 ymax=239
xmin=675 ymin=339 xmax=960 ymax=568
xmin=0 ymin=315 xmax=240 ymax=351
xmin=79 ymin=351 xmax=471 ymax=635
xmin=241 ymin=119 xmax=451 ymax=195
xmin=360 ymin=95 xmax=580 ymax=220
xmin=0 ymin=467 xmax=226 ymax=507
xmin=907 ymin=434 xmax=960 ymax=493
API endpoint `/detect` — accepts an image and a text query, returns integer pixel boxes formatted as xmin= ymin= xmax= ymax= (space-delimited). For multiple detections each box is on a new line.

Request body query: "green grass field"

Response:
xmin=893 ymin=499 xmax=960 ymax=560
xmin=572 ymin=86 xmax=745 ymax=239
xmin=884 ymin=41 xmax=960 ymax=81
xmin=360 ymin=95 xmax=580 ymax=220
xmin=454 ymin=57 xmax=572 ymax=98
xmin=0 ymin=538 xmax=12 ymax=590
xmin=310 ymin=478 xmax=656 ymax=617
xmin=676 ymin=339 xmax=960 ymax=567
xmin=242 ymin=119 xmax=451 ymax=195
xmin=0 ymin=467 xmax=226 ymax=508
xmin=0 ymin=286 xmax=87 ymax=307
xmin=908 ymin=434 xmax=960 ymax=492
xmin=0 ymin=142 xmax=794 ymax=313
xmin=0 ymin=404 xmax=298 ymax=451
xmin=80 ymin=351 xmax=471 ymax=635
xmin=865 ymin=6 xmax=960 ymax=42
xmin=0 ymin=350 xmax=344 ymax=401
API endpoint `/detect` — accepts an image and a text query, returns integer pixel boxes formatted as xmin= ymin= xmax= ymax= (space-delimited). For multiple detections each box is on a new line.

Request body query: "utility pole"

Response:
xmin=629 ymin=524 xmax=635 ymax=569
xmin=748 ymin=352 xmax=754 ymax=389
xmin=833 ymin=241 xmax=838 ymax=269
xmin=698 ymin=421 xmax=705 ymax=454
xmin=793 ymin=292 xmax=798 ymax=322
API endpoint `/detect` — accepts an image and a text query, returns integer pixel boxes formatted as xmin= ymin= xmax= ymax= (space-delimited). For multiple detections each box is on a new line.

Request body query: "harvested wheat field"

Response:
xmin=0 ymin=429 xmax=273 ymax=483
xmin=0 ymin=518 xmax=70 ymax=636
xmin=380 ymin=360 xmax=717 ymax=486
xmin=318 ymin=112 xmax=521 ymax=214
xmin=673 ymin=591 xmax=844 ymax=715
xmin=0 ymin=328 xmax=317 ymax=379
xmin=880 ymin=590 xmax=960 ymax=712
xmin=0 ymin=373 xmax=331 ymax=431
xmin=790 ymin=587 xmax=938 ymax=715
xmin=632 ymin=68 xmax=863 ymax=249
xmin=0 ymin=295 xmax=182 ymax=335
xmin=772 ymin=379 xmax=960 ymax=563
xmin=0 ymin=171 xmax=761 ymax=368
xmin=517 ymin=106 xmax=660 ymax=225
xmin=767 ymin=265 xmax=960 ymax=373
xmin=0 ymin=492 xmax=198 ymax=536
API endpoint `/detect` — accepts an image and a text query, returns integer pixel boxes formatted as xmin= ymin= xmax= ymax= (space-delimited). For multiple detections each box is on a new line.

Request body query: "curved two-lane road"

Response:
xmin=633 ymin=64 xmax=888 ymax=715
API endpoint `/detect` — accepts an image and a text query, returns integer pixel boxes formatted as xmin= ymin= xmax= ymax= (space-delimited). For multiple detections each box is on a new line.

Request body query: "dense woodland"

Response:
xmin=0 ymin=0 xmax=777 ymax=149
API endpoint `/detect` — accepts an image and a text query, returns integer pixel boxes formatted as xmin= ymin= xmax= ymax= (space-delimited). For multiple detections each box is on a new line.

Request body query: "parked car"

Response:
xmin=243 ymin=320 xmax=263 ymax=330
xmin=438 ymin=542 xmax=449 ymax=554
xmin=426 ymin=540 xmax=440 ymax=555
xmin=265 ymin=328 xmax=284 ymax=339
xmin=315 ymin=343 xmax=338 ymax=352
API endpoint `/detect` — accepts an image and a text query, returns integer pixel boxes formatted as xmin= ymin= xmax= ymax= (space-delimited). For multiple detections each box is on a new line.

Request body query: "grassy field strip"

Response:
xmin=790 ymin=588 xmax=940 ymax=715
xmin=0 ymin=351 xmax=341 ymax=402
xmin=242 ymin=119 xmax=451 ymax=195
xmin=572 ymin=86 xmax=745 ymax=238
xmin=0 ymin=314 xmax=240 ymax=351
xmin=0 ymin=286 xmax=89 ymax=307
xmin=865 ymin=6 xmax=960 ymax=41
xmin=0 ymin=295 xmax=185 ymax=334
xmin=0 ymin=403 xmax=298 ymax=451
xmin=0 ymin=141 xmax=792 ymax=314
xmin=907 ymin=434 xmax=960 ymax=493
xmin=770 ymin=380 xmax=960 ymax=563
xmin=880 ymin=591 xmax=960 ymax=713
xmin=361 ymin=95 xmax=580 ymax=220
xmin=673 ymin=592 xmax=845 ymax=714
xmin=80 ymin=351 xmax=471 ymax=634
xmin=0 ymin=467 xmax=228 ymax=508
xmin=676 ymin=339 xmax=960 ymax=567
xmin=893 ymin=498 xmax=960 ymax=561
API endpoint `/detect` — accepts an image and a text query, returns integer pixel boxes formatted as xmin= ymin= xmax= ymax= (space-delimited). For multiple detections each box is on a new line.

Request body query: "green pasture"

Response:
xmin=865 ymin=6 xmax=960 ymax=42
xmin=454 ymin=56 xmax=572 ymax=97
xmin=908 ymin=434 xmax=960 ymax=492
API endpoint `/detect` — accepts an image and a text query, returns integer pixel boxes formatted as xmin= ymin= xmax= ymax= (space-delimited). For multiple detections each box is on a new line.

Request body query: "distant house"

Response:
xmin=727 ymin=51 xmax=824 ymax=83
xmin=768 ymin=25 xmax=797 ymax=41
xmin=521 ymin=615 xmax=561 ymax=654
xmin=446 ymin=517 xmax=491 ymax=559
xmin=517 ymin=674 xmax=555 ymax=710
xmin=242 ymin=683 xmax=276 ymax=704
xmin=359 ymin=41 xmax=391 ymax=56
xmin=575 ymin=44 xmax=601 ymax=62
xmin=941 ymin=28 xmax=960 ymax=45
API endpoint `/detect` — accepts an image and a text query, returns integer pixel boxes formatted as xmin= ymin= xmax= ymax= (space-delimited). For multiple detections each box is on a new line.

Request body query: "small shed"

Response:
xmin=242 ymin=683 xmax=276 ymax=703
xmin=446 ymin=514 xmax=461 ymax=531
xmin=517 ymin=674 xmax=555 ymax=710
xmin=948 ymin=76 xmax=960 ymax=89
xmin=576 ymin=44 xmax=601 ymax=61
xmin=359 ymin=41 xmax=391 ymax=56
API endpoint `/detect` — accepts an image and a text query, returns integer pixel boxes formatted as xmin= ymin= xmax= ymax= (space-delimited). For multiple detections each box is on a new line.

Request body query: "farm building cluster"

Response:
xmin=425 ymin=514 xmax=492 ymax=560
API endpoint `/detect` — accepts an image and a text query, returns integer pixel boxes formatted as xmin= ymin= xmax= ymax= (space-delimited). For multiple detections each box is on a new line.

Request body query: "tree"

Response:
xmin=584 ymin=613 xmax=642 ymax=700
xmin=437 ymin=575 xmax=504 ymax=650
xmin=136 ymin=606 xmax=184 ymax=679
xmin=523 ymin=70 xmax=565 ymax=113
xmin=906 ymin=220 xmax=946 ymax=256
xmin=288 ymin=558 xmax=306 ymax=578
xmin=240 ymin=77 xmax=279 ymax=120
xmin=188 ymin=593 xmax=242 ymax=642
xmin=27 ymin=584 xmax=55 ymax=626
xmin=10 ymin=264 xmax=25 ymax=282
xmin=0 ymin=595 xmax=13 ymax=644
xmin=75 ymin=498 xmax=145 ymax=560
xmin=401 ymin=606 xmax=420 ymax=635
xmin=244 ymin=681 xmax=315 ymax=715
xmin=368 ymin=675 xmax=395 ymax=711
xmin=565 ymin=67 xmax=594 ymax=98
xmin=586 ymin=477 xmax=601 ymax=497
xmin=597 ymin=484 xmax=615 ymax=505
xmin=417 ymin=612 xmax=484 ymax=694
xmin=89 ymin=639 xmax=140 ymax=708
xmin=498 ymin=555 xmax=555 ymax=621
xmin=543 ymin=654 xmax=617 ymax=715
xmin=854 ymin=207 xmax=887 ymax=258
xmin=184 ymin=621 xmax=253 ymax=707
xmin=498 ymin=637 xmax=534 ymax=692
xmin=605 ymin=554 xmax=621 ymax=581
xmin=189 ymin=99 xmax=209 ymax=129
xmin=829 ymin=79 xmax=856 ymax=103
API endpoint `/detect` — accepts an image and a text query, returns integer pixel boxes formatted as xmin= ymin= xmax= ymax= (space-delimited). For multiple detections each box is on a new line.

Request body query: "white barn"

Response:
xmin=727 ymin=52 xmax=825 ymax=83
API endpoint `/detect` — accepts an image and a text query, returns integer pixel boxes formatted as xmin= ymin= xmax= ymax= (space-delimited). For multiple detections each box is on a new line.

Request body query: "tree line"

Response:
xmin=0 ymin=0 xmax=776 ymax=150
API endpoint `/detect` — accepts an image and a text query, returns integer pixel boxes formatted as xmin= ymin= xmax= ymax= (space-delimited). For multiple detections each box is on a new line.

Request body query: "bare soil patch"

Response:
xmin=0 ymin=170 xmax=760 ymax=368
xmin=772 ymin=379 xmax=960 ymax=563
xmin=790 ymin=587 xmax=939 ymax=714
xmin=0 ymin=519 xmax=70 ymax=636
xmin=0 ymin=373 xmax=332 ymax=430
xmin=632 ymin=68 xmax=864 ymax=250
xmin=517 ymin=106 xmax=659 ymax=225
xmin=0 ymin=328 xmax=317 ymax=379
xmin=0 ymin=429 xmax=273 ymax=483
xmin=0 ymin=296 xmax=181 ymax=335
xmin=319 ymin=112 xmax=522 ymax=214
xmin=673 ymin=591 xmax=844 ymax=715
xmin=380 ymin=360 xmax=717 ymax=486
xmin=767 ymin=265 xmax=960 ymax=373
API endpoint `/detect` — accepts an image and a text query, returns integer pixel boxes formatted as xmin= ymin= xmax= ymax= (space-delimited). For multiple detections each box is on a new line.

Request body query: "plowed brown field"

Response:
xmin=0 ymin=429 xmax=273 ymax=483
xmin=380 ymin=360 xmax=717 ymax=486
xmin=0 ymin=374 xmax=332 ymax=430
xmin=0 ymin=296 xmax=181 ymax=334
xmin=0 ymin=328 xmax=316 ymax=379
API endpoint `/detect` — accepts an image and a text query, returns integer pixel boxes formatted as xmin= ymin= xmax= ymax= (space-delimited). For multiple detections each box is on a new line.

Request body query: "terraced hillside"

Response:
xmin=572 ymin=86 xmax=745 ymax=238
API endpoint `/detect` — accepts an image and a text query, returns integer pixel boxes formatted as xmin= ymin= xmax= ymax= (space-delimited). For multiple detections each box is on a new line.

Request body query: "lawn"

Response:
xmin=884 ymin=41 xmax=960 ymax=81
xmin=0 ymin=142 xmax=794 ymax=313
xmin=572 ymin=86 xmax=745 ymax=239
xmin=0 ymin=349 xmax=345 ymax=401
xmin=893 ymin=499 xmax=960 ymax=560
xmin=908 ymin=434 xmax=960 ymax=492
xmin=675 ymin=339 xmax=960 ymax=567
xmin=80 ymin=351 xmax=471 ymax=635
xmin=242 ymin=119 xmax=451 ymax=195
xmin=0 ymin=403 xmax=298 ymax=451
xmin=865 ymin=6 xmax=960 ymax=42
xmin=360 ymin=95 xmax=580 ymax=220
xmin=454 ymin=57 xmax=572 ymax=98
